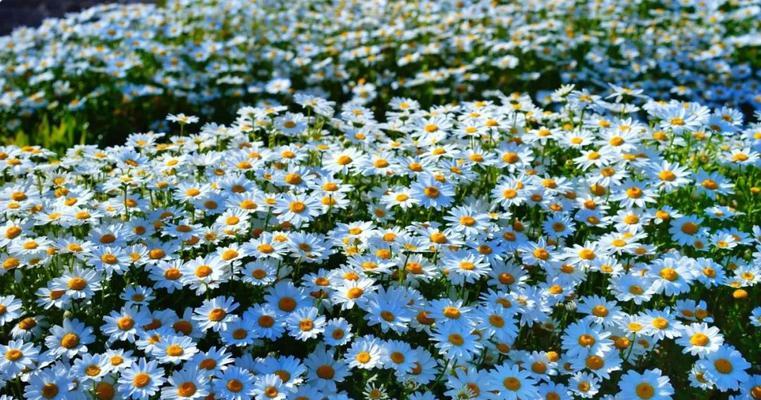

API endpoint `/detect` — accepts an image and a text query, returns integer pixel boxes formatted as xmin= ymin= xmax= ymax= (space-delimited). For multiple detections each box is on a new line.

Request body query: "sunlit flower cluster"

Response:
xmin=0 ymin=0 xmax=759 ymax=140
xmin=0 ymin=83 xmax=759 ymax=399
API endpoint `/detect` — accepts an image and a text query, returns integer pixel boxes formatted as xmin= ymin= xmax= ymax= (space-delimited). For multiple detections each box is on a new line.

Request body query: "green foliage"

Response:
xmin=6 ymin=115 xmax=88 ymax=154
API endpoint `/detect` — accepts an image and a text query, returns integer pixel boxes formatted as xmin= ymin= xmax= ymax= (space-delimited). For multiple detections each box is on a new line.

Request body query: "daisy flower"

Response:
xmin=161 ymin=368 xmax=209 ymax=400
xmin=646 ymin=161 xmax=691 ymax=191
xmin=411 ymin=173 xmax=455 ymax=210
xmin=694 ymin=169 xmax=733 ymax=199
xmin=44 ymin=318 xmax=94 ymax=359
xmin=118 ymin=358 xmax=166 ymax=400
xmin=213 ymin=366 xmax=255 ymax=400
xmin=180 ymin=256 xmax=226 ymax=294
xmin=362 ymin=288 xmax=414 ymax=334
xmin=649 ymin=255 xmax=697 ymax=296
xmin=569 ymin=371 xmax=600 ymax=398
xmin=677 ymin=323 xmax=724 ymax=357
xmin=305 ymin=346 xmax=350 ymax=393
xmin=73 ymin=353 xmax=109 ymax=382
xmin=697 ymin=345 xmax=751 ymax=392
xmin=323 ymin=318 xmax=353 ymax=347
xmin=324 ymin=148 xmax=364 ymax=174
xmin=274 ymin=193 xmax=321 ymax=227
xmin=24 ymin=368 xmax=77 ymax=400
xmin=441 ymin=250 xmax=491 ymax=285
xmin=345 ymin=336 xmax=385 ymax=370
xmin=190 ymin=346 xmax=234 ymax=376
xmin=576 ymin=295 xmax=624 ymax=327
xmin=101 ymin=306 xmax=151 ymax=343
xmin=154 ymin=334 xmax=198 ymax=365
xmin=253 ymin=355 xmax=307 ymax=389
xmin=613 ymin=179 xmax=657 ymax=208
xmin=432 ymin=321 xmax=483 ymax=362
xmin=0 ymin=295 xmax=23 ymax=325
xmin=617 ymin=369 xmax=674 ymax=400
xmin=192 ymin=296 xmax=239 ymax=332
xmin=0 ymin=340 xmax=39 ymax=378
xmin=245 ymin=304 xmax=285 ymax=340
xmin=669 ymin=215 xmax=705 ymax=246
xmin=286 ymin=307 xmax=326 ymax=341
xmin=220 ymin=318 xmax=256 ymax=347
xmin=252 ymin=374 xmax=287 ymax=400
xmin=167 ymin=113 xmax=199 ymax=125
xmin=641 ymin=309 xmax=682 ymax=340
xmin=562 ymin=320 xmax=613 ymax=359
xmin=489 ymin=363 xmax=539 ymax=400
xmin=264 ymin=280 xmax=310 ymax=316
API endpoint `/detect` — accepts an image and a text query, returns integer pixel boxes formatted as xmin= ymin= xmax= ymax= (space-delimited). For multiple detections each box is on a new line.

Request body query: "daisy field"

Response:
xmin=0 ymin=1 xmax=759 ymax=399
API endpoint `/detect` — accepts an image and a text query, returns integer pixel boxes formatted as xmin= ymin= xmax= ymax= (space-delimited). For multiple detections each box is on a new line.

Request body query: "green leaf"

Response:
xmin=13 ymin=130 xmax=29 ymax=146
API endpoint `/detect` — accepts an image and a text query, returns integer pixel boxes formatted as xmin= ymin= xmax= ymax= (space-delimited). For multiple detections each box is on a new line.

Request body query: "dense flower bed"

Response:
xmin=0 ymin=85 xmax=760 ymax=399
xmin=0 ymin=0 xmax=759 ymax=146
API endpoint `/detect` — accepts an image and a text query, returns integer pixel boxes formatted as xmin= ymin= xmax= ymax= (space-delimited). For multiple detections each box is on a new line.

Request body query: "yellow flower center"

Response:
xmin=132 ymin=373 xmax=151 ymax=388
xmin=635 ymin=383 xmax=654 ymax=399
xmin=577 ymin=334 xmax=596 ymax=347
xmin=289 ymin=201 xmax=306 ymax=213
xmin=592 ymin=305 xmax=608 ymax=317
xmin=448 ymin=334 xmax=464 ymax=346
xmin=41 ymin=383 xmax=59 ymax=399
xmin=5 ymin=349 xmax=22 ymax=361
xmin=585 ymin=355 xmax=604 ymax=370
xmin=690 ymin=333 xmax=709 ymax=346
xmin=503 ymin=377 xmax=521 ymax=391
xmin=208 ymin=308 xmax=227 ymax=322
xmin=177 ymin=382 xmax=197 ymax=397
xmin=714 ymin=358 xmax=733 ymax=374
xmin=659 ymin=268 xmax=678 ymax=281
xmin=166 ymin=344 xmax=184 ymax=357
xmin=652 ymin=317 xmax=669 ymax=329
xmin=60 ymin=333 xmax=80 ymax=349
xmin=658 ymin=170 xmax=676 ymax=182
xmin=355 ymin=351 xmax=371 ymax=363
